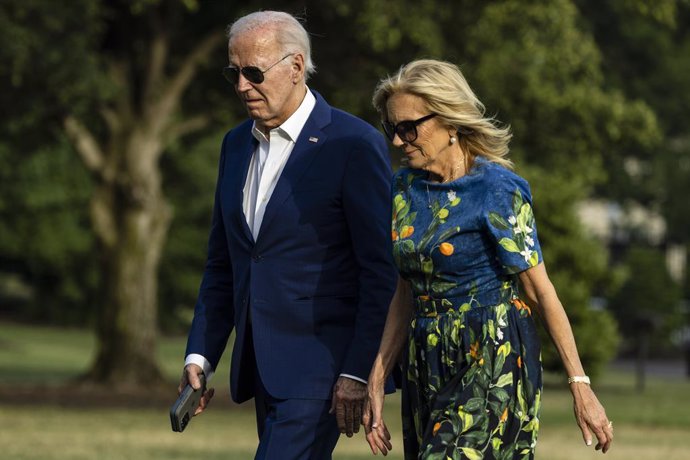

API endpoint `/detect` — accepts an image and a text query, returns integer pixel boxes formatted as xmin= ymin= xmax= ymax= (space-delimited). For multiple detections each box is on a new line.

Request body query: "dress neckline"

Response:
xmin=418 ymin=157 xmax=488 ymax=187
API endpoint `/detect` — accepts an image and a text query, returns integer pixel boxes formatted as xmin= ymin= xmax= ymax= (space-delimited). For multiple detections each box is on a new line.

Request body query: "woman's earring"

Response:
xmin=450 ymin=136 xmax=457 ymax=144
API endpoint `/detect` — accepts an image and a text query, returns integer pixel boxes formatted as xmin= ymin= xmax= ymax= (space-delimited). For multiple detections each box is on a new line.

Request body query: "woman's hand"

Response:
xmin=571 ymin=384 xmax=613 ymax=453
xmin=518 ymin=266 xmax=612 ymax=452
xmin=362 ymin=382 xmax=392 ymax=455
xmin=361 ymin=277 xmax=412 ymax=455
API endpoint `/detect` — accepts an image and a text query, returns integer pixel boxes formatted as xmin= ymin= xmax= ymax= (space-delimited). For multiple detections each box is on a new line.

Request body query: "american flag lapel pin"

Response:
xmin=308 ymin=136 xmax=319 ymax=143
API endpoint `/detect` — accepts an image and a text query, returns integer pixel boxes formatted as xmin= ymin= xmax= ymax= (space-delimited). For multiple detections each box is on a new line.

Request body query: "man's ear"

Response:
xmin=291 ymin=53 xmax=305 ymax=83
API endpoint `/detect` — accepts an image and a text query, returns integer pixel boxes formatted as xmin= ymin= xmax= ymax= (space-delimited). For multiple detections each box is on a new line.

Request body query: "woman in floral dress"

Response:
xmin=363 ymin=60 xmax=613 ymax=459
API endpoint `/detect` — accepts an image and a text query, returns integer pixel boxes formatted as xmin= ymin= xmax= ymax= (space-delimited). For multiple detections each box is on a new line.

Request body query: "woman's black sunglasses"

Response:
xmin=222 ymin=53 xmax=294 ymax=85
xmin=381 ymin=114 xmax=437 ymax=142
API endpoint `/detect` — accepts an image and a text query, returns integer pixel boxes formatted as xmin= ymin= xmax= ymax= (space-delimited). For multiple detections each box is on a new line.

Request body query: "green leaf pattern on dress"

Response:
xmin=393 ymin=178 xmax=462 ymax=296
xmin=489 ymin=189 xmax=540 ymax=271
xmin=392 ymin=171 xmax=543 ymax=459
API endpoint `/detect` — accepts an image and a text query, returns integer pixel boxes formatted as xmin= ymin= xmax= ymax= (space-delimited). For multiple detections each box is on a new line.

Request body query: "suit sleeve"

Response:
xmin=340 ymin=129 xmax=397 ymax=380
xmin=184 ymin=132 xmax=235 ymax=371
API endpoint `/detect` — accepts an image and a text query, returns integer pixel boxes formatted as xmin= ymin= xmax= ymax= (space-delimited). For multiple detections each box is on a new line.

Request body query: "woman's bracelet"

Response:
xmin=568 ymin=375 xmax=591 ymax=385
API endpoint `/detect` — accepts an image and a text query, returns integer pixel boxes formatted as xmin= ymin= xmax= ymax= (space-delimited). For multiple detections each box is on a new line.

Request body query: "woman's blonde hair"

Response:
xmin=372 ymin=59 xmax=513 ymax=169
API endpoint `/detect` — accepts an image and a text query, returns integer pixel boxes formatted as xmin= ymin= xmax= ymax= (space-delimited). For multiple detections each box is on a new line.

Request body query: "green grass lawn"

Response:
xmin=1 ymin=321 xmax=689 ymax=459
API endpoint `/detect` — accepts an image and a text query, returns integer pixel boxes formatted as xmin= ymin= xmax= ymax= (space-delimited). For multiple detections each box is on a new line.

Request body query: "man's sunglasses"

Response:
xmin=381 ymin=114 xmax=437 ymax=143
xmin=222 ymin=53 xmax=295 ymax=85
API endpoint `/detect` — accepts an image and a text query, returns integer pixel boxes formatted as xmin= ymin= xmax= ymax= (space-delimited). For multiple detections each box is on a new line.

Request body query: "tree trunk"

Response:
xmin=84 ymin=131 xmax=172 ymax=388
xmin=63 ymin=23 xmax=223 ymax=389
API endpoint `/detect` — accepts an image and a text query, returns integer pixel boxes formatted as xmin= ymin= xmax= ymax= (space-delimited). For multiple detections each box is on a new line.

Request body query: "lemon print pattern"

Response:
xmin=391 ymin=157 xmax=544 ymax=459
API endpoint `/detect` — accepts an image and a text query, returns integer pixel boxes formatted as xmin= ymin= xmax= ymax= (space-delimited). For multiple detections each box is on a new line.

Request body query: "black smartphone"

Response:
xmin=170 ymin=373 xmax=206 ymax=432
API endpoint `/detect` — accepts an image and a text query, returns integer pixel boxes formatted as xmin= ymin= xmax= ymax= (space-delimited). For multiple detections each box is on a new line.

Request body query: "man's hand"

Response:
xmin=178 ymin=363 xmax=215 ymax=416
xmin=329 ymin=376 xmax=367 ymax=437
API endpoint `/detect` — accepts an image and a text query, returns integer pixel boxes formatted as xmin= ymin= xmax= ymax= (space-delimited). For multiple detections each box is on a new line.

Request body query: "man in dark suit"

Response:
xmin=178 ymin=10 xmax=397 ymax=460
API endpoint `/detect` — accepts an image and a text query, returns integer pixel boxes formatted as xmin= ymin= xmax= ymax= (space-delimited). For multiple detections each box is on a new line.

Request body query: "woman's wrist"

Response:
xmin=567 ymin=375 xmax=590 ymax=385
xmin=367 ymin=367 xmax=387 ymax=388
xmin=569 ymin=379 xmax=594 ymax=400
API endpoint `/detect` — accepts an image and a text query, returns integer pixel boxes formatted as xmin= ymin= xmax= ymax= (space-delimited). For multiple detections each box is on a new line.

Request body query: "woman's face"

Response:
xmin=385 ymin=92 xmax=454 ymax=172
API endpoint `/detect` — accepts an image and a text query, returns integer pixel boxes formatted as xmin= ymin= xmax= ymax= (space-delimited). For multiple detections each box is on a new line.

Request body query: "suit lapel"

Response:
xmin=255 ymin=92 xmax=331 ymax=242
xmin=230 ymin=127 xmax=257 ymax=244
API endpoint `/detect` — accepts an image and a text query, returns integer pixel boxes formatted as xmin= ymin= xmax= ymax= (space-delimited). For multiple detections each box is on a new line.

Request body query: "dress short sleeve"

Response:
xmin=483 ymin=181 xmax=543 ymax=275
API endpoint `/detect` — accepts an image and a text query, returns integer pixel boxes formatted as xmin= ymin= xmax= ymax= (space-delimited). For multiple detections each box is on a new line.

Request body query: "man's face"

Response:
xmin=228 ymin=29 xmax=304 ymax=132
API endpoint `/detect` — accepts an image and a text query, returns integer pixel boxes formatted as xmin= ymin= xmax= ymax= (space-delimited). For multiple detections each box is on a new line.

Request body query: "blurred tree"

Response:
xmin=0 ymin=1 xmax=103 ymax=325
xmin=306 ymin=0 xmax=449 ymax=125
xmin=61 ymin=0 xmax=230 ymax=387
xmin=0 ymin=0 xmax=233 ymax=387
xmin=454 ymin=0 xmax=663 ymax=375
xmin=158 ymin=130 xmax=224 ymax=333
xmin=576 ymin=0 xmax=690 ymax=372
xmin=609 ymin=247 xmax=682 ymax=391
xmin=575 ymin=0 xmax=690 ymax=237
xmin=0 ymin=138 xmax=95 ymax=325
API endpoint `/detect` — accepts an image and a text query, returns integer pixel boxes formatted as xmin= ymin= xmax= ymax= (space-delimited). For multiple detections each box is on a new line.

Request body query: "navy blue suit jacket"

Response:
xmin=185 ymin=91 xmax=397 ymax=403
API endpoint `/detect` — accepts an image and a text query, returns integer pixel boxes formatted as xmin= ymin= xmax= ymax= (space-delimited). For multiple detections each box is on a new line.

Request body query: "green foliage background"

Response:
xmin=2 ymin=0 xmax=689 ymax=375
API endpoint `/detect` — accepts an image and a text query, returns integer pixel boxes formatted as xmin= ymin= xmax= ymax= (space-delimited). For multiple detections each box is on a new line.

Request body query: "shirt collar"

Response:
xmin=251 ymin=88 xmax=316 ymax=143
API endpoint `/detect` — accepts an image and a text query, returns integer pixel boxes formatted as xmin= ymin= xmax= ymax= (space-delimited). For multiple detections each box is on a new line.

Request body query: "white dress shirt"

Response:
xmin=243 ymin=89 xmax=316 ymax=238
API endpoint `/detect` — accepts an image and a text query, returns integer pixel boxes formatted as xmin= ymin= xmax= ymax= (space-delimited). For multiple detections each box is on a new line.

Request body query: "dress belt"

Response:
xmin=414 ymin=287 xmax=516 ymax=317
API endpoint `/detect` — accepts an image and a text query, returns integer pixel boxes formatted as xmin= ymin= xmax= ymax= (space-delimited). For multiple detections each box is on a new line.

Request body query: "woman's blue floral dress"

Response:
xmin=392 ymin=158 xmax=543 ymax=460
